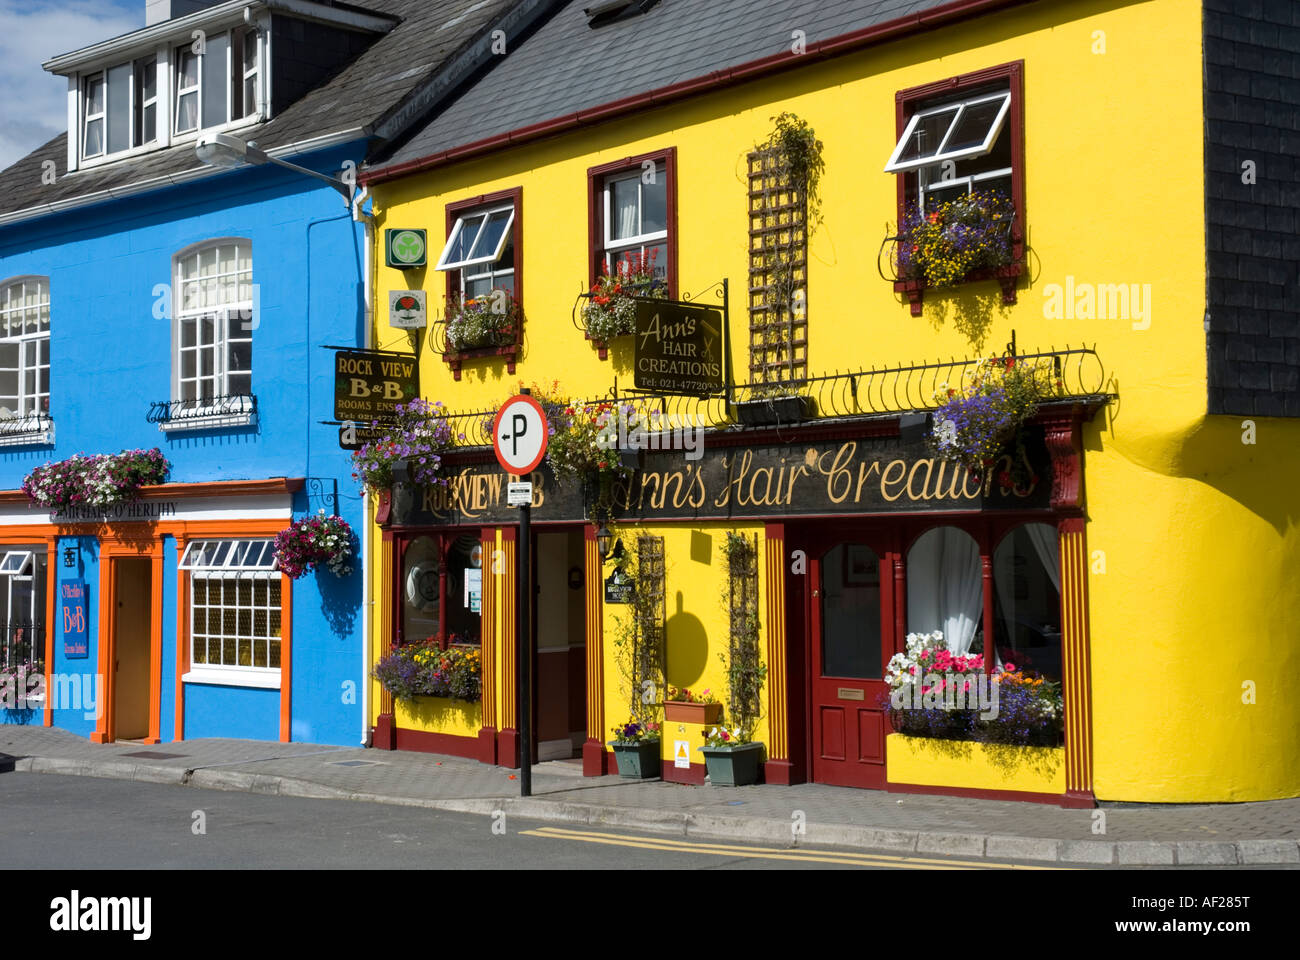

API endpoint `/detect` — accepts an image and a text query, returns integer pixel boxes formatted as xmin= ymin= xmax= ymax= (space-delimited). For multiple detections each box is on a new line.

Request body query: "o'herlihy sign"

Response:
xmin=633 ymin=299 xmax=724 ymax=396
xmin=333 ymin=350 xmax=419 ymax=422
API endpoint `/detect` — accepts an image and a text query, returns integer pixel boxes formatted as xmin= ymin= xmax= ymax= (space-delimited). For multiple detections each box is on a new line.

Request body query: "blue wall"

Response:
xmin=0 ymin=146 xmax=368 ymax=745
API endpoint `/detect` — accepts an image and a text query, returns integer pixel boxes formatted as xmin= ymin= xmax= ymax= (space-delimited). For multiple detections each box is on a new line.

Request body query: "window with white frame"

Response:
xmin=0 ymin=549 xmax=45 ymax=678
xmin=174 ymin=241 xmax=252 ymax=406
xmin=80 ymin=56 xmax=158 ymax=161
xmin=600 ymin=162 xmax=667 ymax=282
xmin=173 ymin=26 xmax=259 ymax=137
xmin=0 ymin=277 xmax=51 ymax=422
xmin=435 ymin=202 xmax=516 ymax=299
xmin=180 ymin=539 xmax=281 ymax=671
xmin=885 ymin=86 xmax=1013 ymax=212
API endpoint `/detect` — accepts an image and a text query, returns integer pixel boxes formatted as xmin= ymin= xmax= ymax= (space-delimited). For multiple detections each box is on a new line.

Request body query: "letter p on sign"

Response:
xmin=492 ymin=395 xmax=549 ymax=476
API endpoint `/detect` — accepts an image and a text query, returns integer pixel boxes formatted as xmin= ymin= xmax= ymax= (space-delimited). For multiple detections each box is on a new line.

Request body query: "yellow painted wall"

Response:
xmin=366 ymin=0 xmax=1300 ymax=800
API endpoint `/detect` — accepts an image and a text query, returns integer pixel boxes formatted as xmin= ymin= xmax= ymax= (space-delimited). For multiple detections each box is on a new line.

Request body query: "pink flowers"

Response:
xmin=23 ymin=448 xmax=170 ymax=512
xmin=274 ymin=510 xmax=354 ymax=578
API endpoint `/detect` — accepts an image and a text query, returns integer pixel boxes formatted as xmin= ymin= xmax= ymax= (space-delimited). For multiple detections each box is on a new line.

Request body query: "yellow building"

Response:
xmin=352 ymin=0 xmax=1300 ymax=804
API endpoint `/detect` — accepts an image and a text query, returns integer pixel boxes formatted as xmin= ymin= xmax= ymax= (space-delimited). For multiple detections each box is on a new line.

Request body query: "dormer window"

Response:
xmin=82 ymin=57 xmax=157 ymax=159
xmin=174 ymin=26 xmax=259 ymax=136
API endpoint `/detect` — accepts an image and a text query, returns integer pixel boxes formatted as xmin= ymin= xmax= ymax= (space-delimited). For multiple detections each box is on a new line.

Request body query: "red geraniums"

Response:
xmin=273 ymin=509 xmax=354 ymax=579
xmin=580 ymin=249 xmax=667 ymax=345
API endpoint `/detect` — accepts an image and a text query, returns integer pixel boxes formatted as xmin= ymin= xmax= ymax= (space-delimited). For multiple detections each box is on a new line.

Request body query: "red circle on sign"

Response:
xmin=492 ymin=394 xmax=549 ymax=476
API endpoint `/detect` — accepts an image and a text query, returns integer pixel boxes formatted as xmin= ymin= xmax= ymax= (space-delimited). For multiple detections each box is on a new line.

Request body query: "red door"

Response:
xmin=809 ymin=538 xmax=894 ymax=789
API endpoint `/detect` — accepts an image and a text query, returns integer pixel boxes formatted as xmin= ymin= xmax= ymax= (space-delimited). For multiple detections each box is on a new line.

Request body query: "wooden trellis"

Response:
xmin=747 ymin=146 xmax=808 ymax=385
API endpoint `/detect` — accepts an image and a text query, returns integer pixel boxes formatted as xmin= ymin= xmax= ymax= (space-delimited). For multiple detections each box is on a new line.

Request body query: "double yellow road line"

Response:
xmin=519 ymin=826 xmax=1065 ymax=869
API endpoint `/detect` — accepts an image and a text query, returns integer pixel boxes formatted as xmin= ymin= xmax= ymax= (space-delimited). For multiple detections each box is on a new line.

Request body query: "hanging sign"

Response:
xmin=603 ymin=569 xmax=633 ymax=604
xmin=333 ymin=349 xmax=419 ymax=422
xmin=633 ymin=299 xmax=725 ymax=396
xmin=389 ymin=290 xmax=427 ymax=329
xmin=385 ymin=228 xmax=427 ymax=268
xmin=61 ymin=579 xmax=89 ymax=659
xmin=337 ymin=423 xmax=388 ymax=451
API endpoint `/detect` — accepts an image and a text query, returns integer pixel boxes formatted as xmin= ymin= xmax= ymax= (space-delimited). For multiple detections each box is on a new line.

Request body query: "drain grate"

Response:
xmin=329 ymin=760 xmax=379 ymax=767
xmin=120 ymin=751 xmax=188 ymax=760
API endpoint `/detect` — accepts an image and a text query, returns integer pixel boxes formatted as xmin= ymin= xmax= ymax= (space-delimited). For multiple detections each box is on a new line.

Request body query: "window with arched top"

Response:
xmin=173 ymin=240 xmax=252 ymax=405
xmin=992 ymin=522 xmax=1062 ymax=680
xmin=906 ymin=526 xmax=983 ymax=657
xmin=0 ymin=277 xmax=52 ymax=444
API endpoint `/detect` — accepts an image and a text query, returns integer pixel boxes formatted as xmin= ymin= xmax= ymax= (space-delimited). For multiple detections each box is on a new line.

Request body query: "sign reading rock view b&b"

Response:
xmin=633 ymin=298 xmax=724 ymax=397
xmin=334 ymin=350 xmax=420 ymax=422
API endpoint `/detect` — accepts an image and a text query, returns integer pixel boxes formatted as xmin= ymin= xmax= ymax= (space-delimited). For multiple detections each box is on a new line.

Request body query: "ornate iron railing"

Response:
xmin=147 ymin=394 xmax=258 ymax=424
xmin=0 ymin=412 xmax=54 ymax=437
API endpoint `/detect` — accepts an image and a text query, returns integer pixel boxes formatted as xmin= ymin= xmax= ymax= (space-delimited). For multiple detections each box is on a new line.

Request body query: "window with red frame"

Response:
xmin=887 ymin=62 xmax=1025 ymax=233
xmin=436 ymin=188 xmax=522 ymax=303
xmin=587 ymin=148 xmax=677 ymax=294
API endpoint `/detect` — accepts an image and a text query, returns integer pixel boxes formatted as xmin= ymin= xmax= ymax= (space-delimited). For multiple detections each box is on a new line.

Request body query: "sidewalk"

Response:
xmin=2 ymin=725 xmax=1297 ymax=866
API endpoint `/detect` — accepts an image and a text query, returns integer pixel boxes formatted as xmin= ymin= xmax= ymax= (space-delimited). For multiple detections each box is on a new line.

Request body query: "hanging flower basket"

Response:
xmin=350 ymin=399 xmax=453 ymax=495
xmin=23 ymin=448 xmax=170 ymax=512
xmin=884 ymin=190 xmax=1022 ymax=315
xmin=274 ymin=510 xmax=355 ymax=579
xmin=578 ymin=250 xmax=667 ymax=359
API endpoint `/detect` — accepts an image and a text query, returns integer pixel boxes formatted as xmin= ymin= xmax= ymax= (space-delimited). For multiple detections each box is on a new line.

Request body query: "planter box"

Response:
xmin=886 ymin=733 xmax=1064 ymax=796
xmin=663 ymin=700 xmax=722 ymax=725
xmin=732 ymin=395 xmax=813 ymax=426
xmin=894 ymin=262 xmax=1023 ymax=316
xmin=442 ymin=342 xmax=518 ymax=381
xmin=609 ymin=740 xmax=661 ymax=779
xmin=700 ymin=742 xmax=765 ymax=786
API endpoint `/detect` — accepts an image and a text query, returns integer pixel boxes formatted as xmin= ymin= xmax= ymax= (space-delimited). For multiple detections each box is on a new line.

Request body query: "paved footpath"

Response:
xmin=2 ymin=725 xmax=1297 ymax=866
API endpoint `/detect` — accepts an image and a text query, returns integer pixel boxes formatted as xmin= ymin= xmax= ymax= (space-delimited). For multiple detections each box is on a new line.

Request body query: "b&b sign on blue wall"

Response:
xmin=62 ymin=579 xmax=88 ymax=659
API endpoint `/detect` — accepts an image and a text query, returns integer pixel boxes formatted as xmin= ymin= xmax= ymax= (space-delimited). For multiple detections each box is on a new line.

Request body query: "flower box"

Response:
xmin=894 ymin=262 xmax=1023 ymax=316
xmin=442 ymin=342 xmax=519 ymax=381
xmin=699 ymin=742 xmax=765 ymax=786
xmin=608 ymin=740 xmax=661 ymax=779
xmin=886 ymin=733 xmax=1064 ymax=797
xmin=663 ymin=700 xmax=722 ymax=725
xmin=732 ymin=395 xmax=813 ymax=426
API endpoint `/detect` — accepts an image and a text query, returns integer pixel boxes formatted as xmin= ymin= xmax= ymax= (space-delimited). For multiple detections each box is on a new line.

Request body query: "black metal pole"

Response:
xmin=517 ymin=388 xmax=532 ymax=797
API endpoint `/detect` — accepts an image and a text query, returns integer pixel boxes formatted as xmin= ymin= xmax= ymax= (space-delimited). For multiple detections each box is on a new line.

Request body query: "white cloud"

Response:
xmin=0 ymin=0 xmax=142 ymax=170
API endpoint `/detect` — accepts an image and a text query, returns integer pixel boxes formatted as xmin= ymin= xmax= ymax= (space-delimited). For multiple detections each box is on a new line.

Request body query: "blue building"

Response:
xmin=0 ymin=0 xmax=533 ymax=745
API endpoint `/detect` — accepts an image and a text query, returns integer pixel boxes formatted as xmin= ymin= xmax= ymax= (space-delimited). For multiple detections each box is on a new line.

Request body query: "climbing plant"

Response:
xmin=720 ymin=531 xmax=767 ymax=739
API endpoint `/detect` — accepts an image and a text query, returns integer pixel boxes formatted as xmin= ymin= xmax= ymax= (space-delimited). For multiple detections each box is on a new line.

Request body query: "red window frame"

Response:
xmin=586 ymin=147 xmax=678 ymax=296
xmin=892 ymin=61 xmax=1025 ymax=311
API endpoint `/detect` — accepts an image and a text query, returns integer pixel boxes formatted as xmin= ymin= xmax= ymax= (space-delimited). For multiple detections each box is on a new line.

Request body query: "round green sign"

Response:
xmin=390 ymin=230 xmax=426 ymax=265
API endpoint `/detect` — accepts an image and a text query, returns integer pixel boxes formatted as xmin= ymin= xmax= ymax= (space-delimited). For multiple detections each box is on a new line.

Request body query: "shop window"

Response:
xmin=888 ymin=62 xmax=1024 ymax=240
xmin=993 ymin=522 xmax=1062 ymax=680
xmin=587 ymin=148 xmax=676 ymax=293
xmin=0 ymin=276 xmax=52 ymax=446
xmin=436 ymin=189 xmax=521 ymax=302
xmin=168 ymin=240 xmax=255 ymax=429
xmin=180 ymin=539 xmax=281 ymax=682
xmin=401 ymin=534 xmax=483 ymax=646
xmin=0 ymin=548 xmax=46 ymax=682
xmin=906 ymin=526 xmax=983 ymax=657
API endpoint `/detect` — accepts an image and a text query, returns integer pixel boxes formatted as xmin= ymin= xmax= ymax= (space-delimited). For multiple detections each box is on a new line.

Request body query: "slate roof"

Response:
xmin=0 ymin=0 xmax=518 ymax=221
xmin=374 ymin=0 xmax=981 ymax=172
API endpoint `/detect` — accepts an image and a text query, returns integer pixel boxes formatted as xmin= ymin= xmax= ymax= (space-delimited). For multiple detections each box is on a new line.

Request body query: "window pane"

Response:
xmin=468 ymin=209 xmax=510 ymax=261
xmin=945 ymin=97 xmax=1005 ymax=154
xmin=906 ymin=526 xmax=984 ymax=656
xmin=610 ymin=177 xmax=639 ymax=240
xmin=229 ymin=341 xmax=251 ymax=372
xmin=106 ymin=63 xmax=131 ymax=153
xmin=176 ymin=92 xmax=197 ymax=133
xmin=993 ymin=523 xmax=1062 ymax=681
xmin=243 ymin=76 xmax=256 ymax=117
xmin=86 ymin=75 xmax=105 ymax=114
xmin=897 ymin=105 xmax=959 ymax=163
xmin=179 ymin=49 xmax=198 ymax=87
xmin=230 ymin=31 xmax=245 ymax=120
xmin=84 ymin=119 xmax=104 ymax=157
xmin=181 ymin=319 xmax=196 ymax=349
xmin=820 ymin=544 xmax=881 ymax=679
xmin=642 ymin=172 xmax=667 ymax=234
xmin=137 ymin=57 xmax=156 ymax=101
xmin=447 ymin=216 xmax=483 ymax=264
xmin=201 ymin=32 xmax=229 ymax=128
xmin=402 ymin=535 xmax=441 ymax=642
xmin=463 ymin=275 xmax=492 ymax=299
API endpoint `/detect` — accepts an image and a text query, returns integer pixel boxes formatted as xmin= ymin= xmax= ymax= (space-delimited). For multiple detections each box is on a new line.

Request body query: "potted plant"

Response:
xmin=732 ymin=383 xmax=814 ymax=426
xmin=440 ymin=289 xmax=522 ymax=379
xmin=929 ymin=354 xmax=1058 ymax=491
xmin=699 ymin=724 xmax=765 ymax=787
xmin=579 ymin=249 xmax=667 ymax=358
xmin=889 ymin=189 xmax=1021 ymax=314
xmin=662 ymin=686 xmax=722 ymax=724
xmin=607 ymin=719 xmax=662 ymax=779
xmin=273 ymin=510 xmax=355 ymax=579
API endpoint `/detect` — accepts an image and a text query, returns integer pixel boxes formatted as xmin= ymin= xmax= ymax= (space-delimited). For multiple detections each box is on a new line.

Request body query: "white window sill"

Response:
xmin=0 ymin=429 xmax=54 ymax=448
xmin=158 ymin=411 xmax=256 ymax=433
xmin=183 ymin=667 xmax=281 ymax=690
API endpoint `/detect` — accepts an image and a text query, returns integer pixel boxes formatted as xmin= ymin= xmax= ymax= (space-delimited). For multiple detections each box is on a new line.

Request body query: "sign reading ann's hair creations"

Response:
xmin=397 ymin=428 xmax=1053 ymax=526
xmin=333 ymin=349 xmax=420 ymax=422
xmin=62 ymin=579 xmax=88 ymax=659
xmin=633 ymin=299 xmax=724 ymax=396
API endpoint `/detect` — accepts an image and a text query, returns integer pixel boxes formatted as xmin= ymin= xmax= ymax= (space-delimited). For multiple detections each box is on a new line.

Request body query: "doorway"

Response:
xmin=802 ymin=532 xmax=895 ymax=789
xmin=532 ymin=528 xmax=586 ymax=762
xmin=112 ymin=558 xmax=153 ymax=741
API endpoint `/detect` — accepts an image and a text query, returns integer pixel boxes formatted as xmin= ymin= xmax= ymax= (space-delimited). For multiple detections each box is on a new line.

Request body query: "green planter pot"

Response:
xmin=609 ymin=740 xmax=661 ymax=779
xmin=700 ymin=742 xmax=765 ymax=786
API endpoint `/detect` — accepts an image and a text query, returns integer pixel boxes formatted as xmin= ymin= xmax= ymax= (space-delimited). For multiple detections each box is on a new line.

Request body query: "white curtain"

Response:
xmin=990 ymin=523 xmax=1061 ymax=670
xmin=1025 ymin=522 xmax=1061 ymax=592
xmin=907 ymin=527 xmax=983 ymax=655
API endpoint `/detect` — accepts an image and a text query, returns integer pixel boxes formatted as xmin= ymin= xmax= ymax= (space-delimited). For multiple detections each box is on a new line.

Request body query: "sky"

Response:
xmin=0 ymin=0 xmax=143 ymax=170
